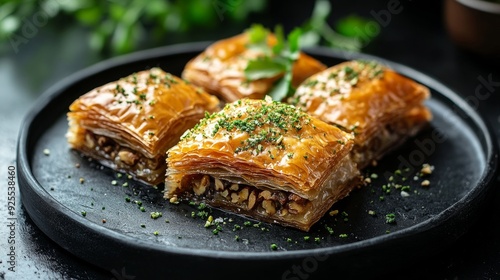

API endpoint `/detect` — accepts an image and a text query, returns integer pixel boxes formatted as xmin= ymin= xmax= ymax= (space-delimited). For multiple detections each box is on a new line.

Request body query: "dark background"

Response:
xmin=1 ymin=0 xmax=499 ymax=279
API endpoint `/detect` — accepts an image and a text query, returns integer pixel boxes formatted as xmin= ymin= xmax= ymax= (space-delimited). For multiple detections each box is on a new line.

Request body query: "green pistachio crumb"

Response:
xmin=150 ymin=212 xmax=162 ymax=219
xmin=325 ymin=225 xmax=334 ymax=235
xmin=385 ymin=213 xmax=396 ymax=224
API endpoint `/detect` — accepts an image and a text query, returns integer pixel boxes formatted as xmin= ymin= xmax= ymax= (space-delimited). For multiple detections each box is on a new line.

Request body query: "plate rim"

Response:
xmin=17 ymin=42 xmax=499 ymax=263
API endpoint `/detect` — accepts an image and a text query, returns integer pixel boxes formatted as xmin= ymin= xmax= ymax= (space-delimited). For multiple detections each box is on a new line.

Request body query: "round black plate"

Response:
xmin=18 ymin=42 xmax=498 ymax=279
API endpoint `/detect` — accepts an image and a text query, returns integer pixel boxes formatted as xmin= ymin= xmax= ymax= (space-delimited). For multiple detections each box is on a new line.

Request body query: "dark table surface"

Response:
xmin=1 ymin=1 xmax=499 ymax=279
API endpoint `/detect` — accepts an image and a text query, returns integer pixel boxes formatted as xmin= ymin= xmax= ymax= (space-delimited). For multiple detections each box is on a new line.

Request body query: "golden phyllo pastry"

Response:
xmin=291 ymin=60 xmax=432 ymax=169
xmin=181 ymin=29 xmax=326 ymax=102
xmin=165 ymin=97 xmax=360 ymax=231
xmin=67 ymin=68 xmax=220 ymax=185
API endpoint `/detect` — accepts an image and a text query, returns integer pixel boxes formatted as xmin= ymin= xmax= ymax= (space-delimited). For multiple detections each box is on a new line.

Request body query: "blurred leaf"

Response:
xmin=272 ymin=25 xmax=284 ymax=54
xmin=0 ymin=15 xmax=20 ymax=39
xmin=298 ymin=0 xmax=375 ymax=52
xmin=112 ymin=23 xmax=133 ymax=54
xmin=113 ymin=22 xmax=144 ymax=55
xmin=287 ymin=27 xmax=302 ymax=56
xmin=0 ymin=0 xmax=268 ymax=55
xmin=90 ymin=29 xmax=106 ymax=52
xmin=247 ymin=23 xmax=268 ymax=44
xmin=16 ymin=1 xmax=37 ymax=17
xmin=310 ymin=0 xmax=331 ymax=29
xmin=226 ymin=0 xmax=266 ymax=22
xmin=89 ymin=20 xmax=113 ymax=51
xmin=143 ymin=0 xmax=170 ymax=19
xmin=110 ymin=4 xmax=126 ymax=22
xmin=336 ymin=14 xmax=379 ymax=39
xmin=300 ymin=30 xmax=321 ymax=48
xmin=244 ymin=0 xmax=266 ymax=12
xmin=185 ymin=0 xmax=216 ymax=26
xmin=58 ymin=0 xmax=90 ymax=13
xmin=75 ymin=6 xmax=102 ymax=26
xmin=0 ymin=2 xmax=17 ymax=22
xmin=163 ymin=11 xmax=181 ymax=32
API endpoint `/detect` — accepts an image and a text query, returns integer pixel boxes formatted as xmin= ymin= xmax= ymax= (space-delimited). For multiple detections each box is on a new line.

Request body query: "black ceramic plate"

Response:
xmin=18 ymin=43 xmax=498 ymax=279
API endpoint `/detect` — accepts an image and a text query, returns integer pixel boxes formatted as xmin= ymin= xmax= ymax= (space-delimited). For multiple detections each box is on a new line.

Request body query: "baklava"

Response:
xmin=290 ymin=60 xmax=432 ymax=169
xmin=182 ymin=30 xmax=326 ymax=102
xmin=165 ymin=97 xmax=360 ymax=231
xmin=66 ymin=67 xmax=220 ymax=185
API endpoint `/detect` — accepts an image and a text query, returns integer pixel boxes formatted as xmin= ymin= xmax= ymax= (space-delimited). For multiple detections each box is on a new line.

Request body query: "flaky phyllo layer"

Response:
xmin=290 ymin=60 xmax=432 ymax=168
xmin=165 ymin=97 xmax=360 ymax=231
xmin=67 ymin=68 xmax=220 ymax=185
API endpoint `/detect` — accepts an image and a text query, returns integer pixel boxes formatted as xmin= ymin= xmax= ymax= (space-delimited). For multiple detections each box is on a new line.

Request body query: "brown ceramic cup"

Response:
xmin=445 ymin=0 xmax=500 ymax=57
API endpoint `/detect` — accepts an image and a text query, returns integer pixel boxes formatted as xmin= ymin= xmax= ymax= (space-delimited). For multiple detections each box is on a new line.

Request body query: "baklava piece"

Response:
xmin=182 ymin=28 xmax=326 ymax=102
xmin=67 ymin=67 xmax=220 ymax=185
xmin=165 ymin=97 xmax=360 ymax=231
xmin=291 ymin=60 xmax=432 ymax=169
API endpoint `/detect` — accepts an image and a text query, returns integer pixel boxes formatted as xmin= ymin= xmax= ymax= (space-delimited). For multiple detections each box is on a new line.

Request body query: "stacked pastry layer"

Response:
xmin=290 ymin=60 xmax=432 ymax=168
xmin=165 ymin=97 xmax=361 ymax=231
xmin=67 ymin=67 xmax=220 ymax=185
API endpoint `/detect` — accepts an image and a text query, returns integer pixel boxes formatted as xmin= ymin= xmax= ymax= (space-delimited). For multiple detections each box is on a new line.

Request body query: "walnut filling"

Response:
xmin=181 ymin=175 xmax=311 ymax=218
xmin=82 ymin=132 xmax=163 ymax=181
xmin=352 ymin=118 xmax=425 ymax=169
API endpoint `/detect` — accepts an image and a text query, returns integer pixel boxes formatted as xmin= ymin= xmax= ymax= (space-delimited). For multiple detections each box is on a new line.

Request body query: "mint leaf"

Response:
xmin=245 ymin=57 xmax=286 ymax=80
xmin=287 ymin=27 xmax=302 ymax=59
xmin=247 ymin=23 xmax=268 ymax=44
xmin=272 ymin=25 xmax=285 ymax=55
xmin=268 ymin=70 xmax=293 ymax=101
xmin=244 ymin=24 xmax=303 ymax=101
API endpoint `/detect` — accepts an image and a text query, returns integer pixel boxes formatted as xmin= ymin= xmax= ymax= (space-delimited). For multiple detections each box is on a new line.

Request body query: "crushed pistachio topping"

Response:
xmin=180 ymin=97 xmax=313 ymax=156
xmin=111 ymin=68 xmax=184 ymax=116
xmin=291 ymin=60 xmax=385 ymax=106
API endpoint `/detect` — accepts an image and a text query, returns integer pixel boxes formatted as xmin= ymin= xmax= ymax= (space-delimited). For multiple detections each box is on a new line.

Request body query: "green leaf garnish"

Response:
xmin=267 ymin=70 xmax=293 ymax=102
xmin=245 ymin=57 xmax=287 ymax=80
xmin=247 ymin=23 xmax=269 ymax=44
xmin=244 ymin=24 xmax=303 ymax=101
